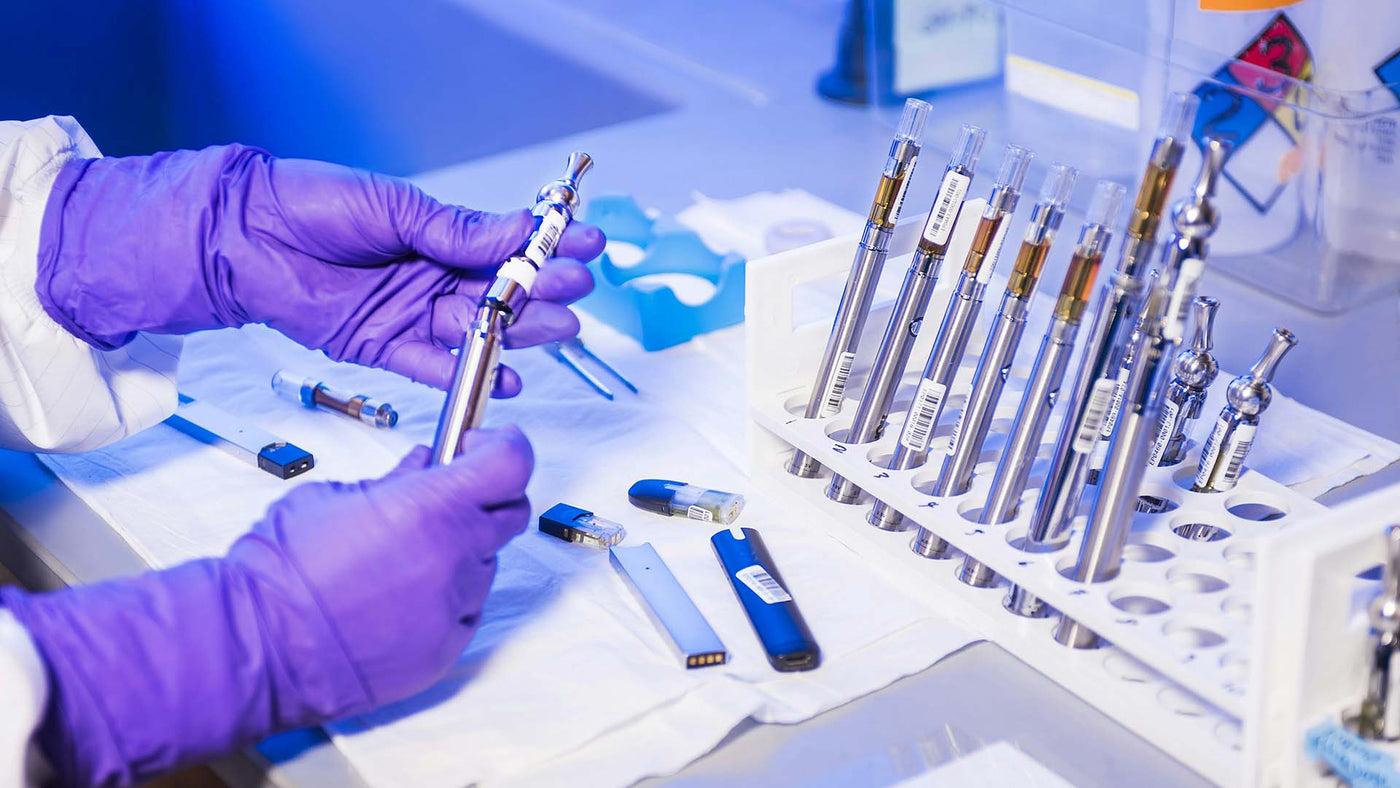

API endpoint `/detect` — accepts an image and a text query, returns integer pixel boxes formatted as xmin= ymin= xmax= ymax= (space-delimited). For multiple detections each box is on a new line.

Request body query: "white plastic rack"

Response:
xmin=746 ymin=208 xmax=1394 ymax=786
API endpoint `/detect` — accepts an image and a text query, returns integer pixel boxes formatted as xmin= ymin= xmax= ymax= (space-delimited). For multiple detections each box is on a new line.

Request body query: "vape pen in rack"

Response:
xmin=1056 ymin=138 xmax=1228 ymax=650
xmin=788 ymin=99 xmax=930 ymax=479
xmin=1147 ymin=296 xmax=1219 ymax=468
xmin=1016 ymin=93 xmax=1197 ymax=578
xmin=1191 ymin=328 xmax=1296 ymax=494
xmin=825 ymin=125 xmax=987 ymax=504
xmin=865 ymin=144 xmax=1034 ymax=537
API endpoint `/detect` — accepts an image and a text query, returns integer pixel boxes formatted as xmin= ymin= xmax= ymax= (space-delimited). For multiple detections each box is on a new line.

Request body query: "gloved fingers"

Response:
xmin=401 ymin=201 xmax=605 ymax=271
xmin=429 ymin=287 xmax=585 ymax=351
xmin=502 ymin=302 xmax=580 ymax=350
xmin=435 ymin=424 xmax=535 ymax=507
xmin=381 ymin=341 xmax=523 ymax=398
xmin=480 ymin=497 xmax=532 ymax=543
xmin=530 ymin=259 xmax=595 ymax=305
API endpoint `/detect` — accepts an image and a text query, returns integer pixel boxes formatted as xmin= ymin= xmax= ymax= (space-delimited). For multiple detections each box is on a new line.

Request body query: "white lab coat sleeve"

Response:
xmin=0 ymin=609 xmax=51 ymax=788
xmin=0 ymin=116 xmax=181 ymax=453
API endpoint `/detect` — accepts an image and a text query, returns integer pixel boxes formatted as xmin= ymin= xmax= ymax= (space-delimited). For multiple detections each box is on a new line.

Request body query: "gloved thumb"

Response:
xmin=403 ymin=200 xmax=606 ymax=270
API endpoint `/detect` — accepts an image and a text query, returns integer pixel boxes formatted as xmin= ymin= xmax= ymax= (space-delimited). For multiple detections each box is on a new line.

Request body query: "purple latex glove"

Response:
xmin=0 ymin=428 xmax=532 ymax=787
xmin=36 ymin=145 xmax=605 ymax=396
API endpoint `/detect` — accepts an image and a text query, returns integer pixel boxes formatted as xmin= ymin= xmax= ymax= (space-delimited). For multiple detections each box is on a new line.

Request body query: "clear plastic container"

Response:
xmin=993 ymin=0 xmax=1400 ymax=313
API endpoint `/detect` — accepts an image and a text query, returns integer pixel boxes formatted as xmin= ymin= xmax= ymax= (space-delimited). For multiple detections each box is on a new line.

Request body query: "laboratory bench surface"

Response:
xmin=6 ymin=0 xmax=1400 ymax=784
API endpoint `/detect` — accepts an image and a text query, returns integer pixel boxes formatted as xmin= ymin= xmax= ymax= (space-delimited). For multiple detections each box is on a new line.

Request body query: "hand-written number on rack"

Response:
xmin=1223 ymin=682 xmax=1244 ymax=696
xmin=1018 ymin=561 xmax=1030 ymax=567
xmin=874 ymin=472 xmax=890 ymax=479
xmin=1071 ymin=589 xmax=1088 ymax=596
xmin=832 ymin=444 xmax=847 ymax=454
xmin=1182 ymin=654 xmax=1196 ymax=664
xmin=923 ymin=502 xmax=939 ymax=509
xmin=964 ymin=528 xmax=984 ymax=536
xmin=1115 ymin=618 xmax=1138 ymax=626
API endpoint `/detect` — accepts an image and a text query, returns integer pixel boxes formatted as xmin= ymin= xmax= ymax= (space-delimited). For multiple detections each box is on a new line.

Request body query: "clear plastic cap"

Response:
xmin=895 ymin=98 xmax=933 ymax=144
xmin=948 ymin=124 xmax=987 ymax=172
xmin=1085 ymin=179 xmax=1127 ymax=228
xmin=994 ymin=144 xmax=1034 ymax=192
xmin=270 ymin=369 xmax=315 ymax=406
xmin=1157 ymin=92 xmax=1201 ymax=141
xmin=1038 ymin=163 xmax=1078 ymax=210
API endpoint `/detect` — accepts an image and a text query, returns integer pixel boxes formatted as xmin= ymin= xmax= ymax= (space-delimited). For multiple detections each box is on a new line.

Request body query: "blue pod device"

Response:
xmin=710 ymin=527 xmax=820 ymax=672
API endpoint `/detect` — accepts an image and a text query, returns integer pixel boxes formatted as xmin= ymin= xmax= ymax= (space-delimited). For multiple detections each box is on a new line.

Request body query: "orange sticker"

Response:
xmin=1200 ymin=0 xmax=1304 ymax=10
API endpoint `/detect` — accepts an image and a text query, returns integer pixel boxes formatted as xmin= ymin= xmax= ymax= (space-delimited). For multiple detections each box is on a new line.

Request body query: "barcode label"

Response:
xmin=1101 ymin=367 xmax=1129 ymax=439
xmin=976 ymin=220 xmax=1012 ymax=285
xmin=1194 ymin=416 xmax=1230 ymax=490
xmin=1219 ymin=423 xmax=1256 ymax=490
xmin=1148 ymin=400 xmax=1180 ymax=467
xmin=946 ymin=408 xmax=967 ymax=457
xmin=1072 ymin=378 xmax=1117 ymax=453
xmin=900 ymin=379 xmax=947 ymax=452
xmin=820 ymin=351 xmax=856 ymax=416
xmin=921 ymin=171 xmax=971 ymax=246
xmin=523 ymin=210 xmax=568 ymax=268
xmin=891 ymin=154 xmax=917 ymax=222
xmin=687 ymin=505 xmax=714 ymax=522
xmin=1163 ymin=258 xmax=1205 ymax=342
xmin=736 ymin=564 xmax=792 ymax=604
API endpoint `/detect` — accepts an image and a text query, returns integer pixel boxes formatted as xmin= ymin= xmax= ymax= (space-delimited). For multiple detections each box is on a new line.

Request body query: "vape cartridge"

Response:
xmin=788 ymin=99 xmax=930 ymax=479
xmin=825 ymin=125 xmax=987 ymax=505
xmin=866 ymin=144 xmax=1034 ymax=537
xmin=539 ymin=503 xmax=626 ymax=548
xmin=1192 ymin=328 xmax=1297 ymax=494
xmin=1020 ymin=93 xmax=1197 ymax=573
xmin=918 ymin=165 xmax=1076 ymax=573
xmin=271 ymin=369 xmax=398 ymax=428
xmin=988 ymin=182 xmax=1125 ymax=615
xmin=430 ymin=152 xmax=592 ymax=466
xmin=628 ymin=479 xmax=745 ymax=524
xmin=1148 ymin=296 xmax=1220 ymax=467
xmin=1056 ymin=137 xmax=1229 ymax=650
xmin=1355 ymin=525 xmax=1400 ymax=741
xmin=925 ymin=165 xmax=1076 ymax=583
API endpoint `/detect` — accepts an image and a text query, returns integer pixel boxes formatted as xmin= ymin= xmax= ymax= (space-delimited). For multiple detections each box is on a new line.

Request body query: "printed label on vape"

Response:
xmin=1164 ymin=259 xmax=1205 ymax=342
xmin=736 ymin=565 xmax=792 ymax=604
xmin=1220 ymin=423 xmax=1256 ymax=489
xmin=1148 ymin=400 xmax=1180 ymax=467
xmin=523 ymin=210 xmax=568 ymax=268
xmin=820 ymin=352 xmax=856 ymax=416
xmin=900 ymin=379 xmax=947 ymax=452
xmin=1073 ymin=378 xmax=1117 ymax=453
xmin=1195 ymin=416 xmax=1230 ymax=490
xmin=922 ymin=171 xmax=970 ymax=246
xmin=945 ymin=408 xmax=966 ymax=457
xmin=976 ymin=220 xmax=1012 ymax=285
xmin=687 ymin=505 xmax=714 ymax=522
xmin=1101 ymin=367 xmax=1129 ymax=439
xmin=891 ymin=155 xmax=917 ymax=222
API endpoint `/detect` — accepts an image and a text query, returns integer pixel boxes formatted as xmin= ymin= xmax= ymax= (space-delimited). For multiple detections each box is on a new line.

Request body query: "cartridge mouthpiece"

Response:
xmin=1157 ymin=92 xmax=1201 ymax=146
xmin=986 ymin=144 xmax=1034 ymax=215
xmin=1249 ymin=328 xmax=1298 ymax=384
xmin=896 ymin=99 xmax=932 ymax=144
xmin=1189 ymin=296 xmax=1219 ymax=353
xmin=949 ymin=123 xmax=987 ymax=173
xmin=537 ymin=151 xmax=594 ymax=213
xmin=1171 ymin=137 xmax=1230 ymax=240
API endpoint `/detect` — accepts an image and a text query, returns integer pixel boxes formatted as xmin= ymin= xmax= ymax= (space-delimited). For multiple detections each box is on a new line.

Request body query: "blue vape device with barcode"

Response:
xmin=710 ymin=527 xmax=820 ymax=672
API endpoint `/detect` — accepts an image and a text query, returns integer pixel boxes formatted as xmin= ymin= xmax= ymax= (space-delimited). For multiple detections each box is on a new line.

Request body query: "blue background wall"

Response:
xmin=3 ymin=0 xmax=673 ymax=175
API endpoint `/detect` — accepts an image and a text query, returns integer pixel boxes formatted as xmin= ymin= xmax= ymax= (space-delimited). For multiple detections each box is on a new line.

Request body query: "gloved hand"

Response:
xmin=0 ymin=427 xmax=532 ymax=787
xmin=36 ymin=146 xmax=605 ymax=396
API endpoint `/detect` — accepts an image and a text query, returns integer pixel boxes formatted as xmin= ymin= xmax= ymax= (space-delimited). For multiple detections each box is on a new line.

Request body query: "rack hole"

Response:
xmin=1110 ymin=587 xmax=1172 ymax=615
xmin=866 ymin=445 xmax=894 ymax=468
xmin=1224 ymin=493 xmax=1290 ymax=522
xmin=1123 ymin=535 xmax=1176 ymax=563
xmin=1222 ymin=596 xmax=1252 ymax=621
xmin=1167 ymin=563 xmax=1230 ymax=593
xmin=823 ymin=420 xmax=854 ymax=442
xmin=1135 ymin=495 xmax=1180 ymax=514
xmin=1104 ymin=653 xmax=1154 ymax=683
xmin=1157 ymin=687 xmax=1210 ymax=717
xmin=1223 ymin=543 xmax=1256 ymax=570
xmin=1220 ymin=653 xmax=1249 ymax=682
xmin=1173 ymin=522 xmax=1232 ymax=542
xmin=1164 ymin=620 xmax=1226 ymax=649
xmin=783 ymin=391 xmax=814 ymax=416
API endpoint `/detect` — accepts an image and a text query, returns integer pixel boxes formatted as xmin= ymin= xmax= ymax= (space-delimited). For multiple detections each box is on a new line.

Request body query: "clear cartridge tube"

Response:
xmin=787 ymin=99 xmax=931 ymax=479
xmin=866 ymin=143 xmax=1033 ymax=537
xmin=825 ymin=124 xmax=987 ymax=505
xmin=271 ymin=369 xmax=398 ymax=428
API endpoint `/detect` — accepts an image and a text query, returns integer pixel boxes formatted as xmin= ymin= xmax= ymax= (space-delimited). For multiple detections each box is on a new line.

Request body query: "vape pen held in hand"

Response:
xmin=711 ymin=528 xmax=821 ymax=672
